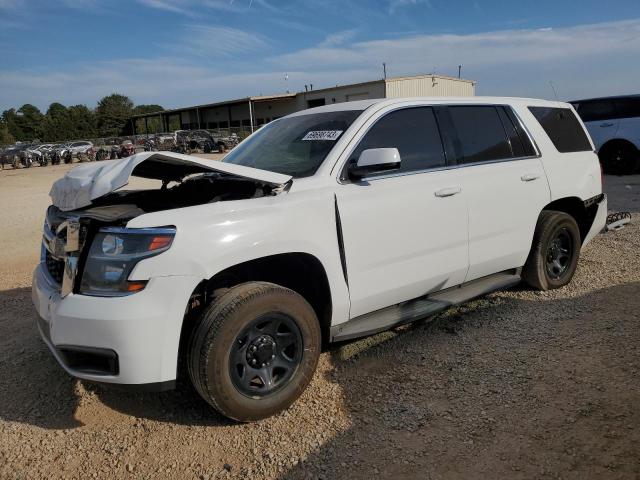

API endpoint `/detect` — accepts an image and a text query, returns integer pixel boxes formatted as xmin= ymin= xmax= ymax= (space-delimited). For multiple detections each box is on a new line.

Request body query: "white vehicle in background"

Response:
xmin=32 ymin=97 xmax=606 ymax=422
xmin=570 ymin=94 xmax=640 ymax=175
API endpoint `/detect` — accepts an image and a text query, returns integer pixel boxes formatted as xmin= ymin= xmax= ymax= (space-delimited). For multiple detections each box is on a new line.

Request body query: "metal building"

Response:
xmin=131 ymin=73 xmax=476 ymax=136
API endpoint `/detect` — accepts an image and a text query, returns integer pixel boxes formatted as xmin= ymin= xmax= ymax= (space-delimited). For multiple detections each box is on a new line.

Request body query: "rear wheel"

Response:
xmin=599 ymin=141 xmax=640 ymax=175
xmin=187 ymin=282 xmax=321 ymax=422
xmin=523 ymin=210 xmax=581 ymax=290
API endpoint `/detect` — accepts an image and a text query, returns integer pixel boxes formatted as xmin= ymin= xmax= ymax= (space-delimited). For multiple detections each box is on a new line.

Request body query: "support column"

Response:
xmin=248 ymin=99 xmax=254 ymax=133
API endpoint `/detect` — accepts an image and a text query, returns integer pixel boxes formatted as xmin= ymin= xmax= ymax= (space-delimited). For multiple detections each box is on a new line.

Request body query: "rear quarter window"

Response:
xmin=528 ymin=107 xmax=592 ymax=153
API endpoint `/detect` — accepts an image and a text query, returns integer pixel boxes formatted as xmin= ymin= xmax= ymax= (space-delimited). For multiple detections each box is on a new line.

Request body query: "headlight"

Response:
xmin=79 ymin=226 xmax=175 ymax=297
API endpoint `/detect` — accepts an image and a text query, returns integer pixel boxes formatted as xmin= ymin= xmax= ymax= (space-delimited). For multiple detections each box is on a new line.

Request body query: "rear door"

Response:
xmin=441 ymin=105 xmax=550 ymax=281
xmin=572 ymin=99 xmax=619 ymax=151
xmin=335 ymin=106 xmax=469 ymax=318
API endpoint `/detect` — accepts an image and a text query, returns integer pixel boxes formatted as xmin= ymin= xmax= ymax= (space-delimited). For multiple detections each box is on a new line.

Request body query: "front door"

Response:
xmin=335 ymin=106 xmax=469 ymax=319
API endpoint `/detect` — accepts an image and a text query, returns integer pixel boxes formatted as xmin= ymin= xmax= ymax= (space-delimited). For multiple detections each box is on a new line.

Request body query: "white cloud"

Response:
xmin=2 ymin=18 xmax=640 ymax=111
xmin=137 ymin=0 xmax=269 ymax=16
xmin=178 ymin=25 xmax=269 ymax=57
xmin=319 ymin=30 xmax=357 ymax=48
xmin=387 ymin=0 xmax=431 ymax=14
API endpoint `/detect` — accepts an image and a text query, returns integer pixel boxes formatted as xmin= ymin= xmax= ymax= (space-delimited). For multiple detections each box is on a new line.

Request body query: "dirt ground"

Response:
xmin=0 ymin=160 xmax=638 ymax=480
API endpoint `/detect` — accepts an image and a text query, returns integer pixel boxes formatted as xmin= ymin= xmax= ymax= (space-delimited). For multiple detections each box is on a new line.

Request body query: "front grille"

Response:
xmin=45 ymin=250 xmax=65 ymax=284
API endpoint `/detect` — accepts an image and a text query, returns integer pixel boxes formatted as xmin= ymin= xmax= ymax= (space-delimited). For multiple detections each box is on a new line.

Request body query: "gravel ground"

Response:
xmin=0 ymin=162 xmax=638 ymax=480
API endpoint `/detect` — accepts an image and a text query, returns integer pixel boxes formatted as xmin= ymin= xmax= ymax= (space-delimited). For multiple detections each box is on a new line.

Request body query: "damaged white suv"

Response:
xmin=33 ymin=97 xmax=607 ymax=421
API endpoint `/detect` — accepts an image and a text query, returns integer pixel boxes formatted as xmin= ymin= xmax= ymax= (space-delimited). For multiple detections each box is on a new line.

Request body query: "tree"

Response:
xmin=96 ymin=93 xmax=134 ymax=137
xmin=2 ymin=109 xmax=24 ymax=141
xmin=68 ymin=105 xmax=97 ymax=139
xmin=42 ymin=103 xmax=71 ymax=142
xmin=0 ymin=120 xmax=14 ymax=145
xmin=15 ymin=104 xmax=44 ymax=141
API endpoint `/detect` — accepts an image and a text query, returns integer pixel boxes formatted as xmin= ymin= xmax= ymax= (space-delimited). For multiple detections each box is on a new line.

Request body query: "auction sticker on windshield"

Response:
xmin=302 ymin=130 xmax=343 ymax=141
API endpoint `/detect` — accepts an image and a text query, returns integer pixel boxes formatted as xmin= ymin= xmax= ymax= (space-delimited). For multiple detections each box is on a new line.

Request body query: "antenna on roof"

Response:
xmin=548 ymin=81 xmax=559 ymax=101
xmin=458 ymin=65 xmax=462 ymax=78
xmin=382 ymin=62 xmax=387 ymax=80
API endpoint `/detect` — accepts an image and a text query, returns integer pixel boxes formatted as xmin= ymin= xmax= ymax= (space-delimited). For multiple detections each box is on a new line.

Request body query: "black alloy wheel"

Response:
xmin=545 ymin=227 xmax=573 ymax=279
xmin=229 ymin=313 xmax=303 ymax=398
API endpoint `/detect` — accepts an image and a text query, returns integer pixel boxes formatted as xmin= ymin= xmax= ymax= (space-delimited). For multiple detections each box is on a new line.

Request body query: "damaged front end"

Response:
xmin=43 ymin=152 xmax=292 ymax=297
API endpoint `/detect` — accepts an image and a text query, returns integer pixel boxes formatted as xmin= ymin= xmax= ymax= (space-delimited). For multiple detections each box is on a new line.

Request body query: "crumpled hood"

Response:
xmin=49 ymin=151 xmax=292 ymax=211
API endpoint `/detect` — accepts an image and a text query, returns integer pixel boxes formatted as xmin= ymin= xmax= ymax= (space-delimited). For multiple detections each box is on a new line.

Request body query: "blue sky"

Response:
xmin=1 ymin=0 xmax=639 ymax=111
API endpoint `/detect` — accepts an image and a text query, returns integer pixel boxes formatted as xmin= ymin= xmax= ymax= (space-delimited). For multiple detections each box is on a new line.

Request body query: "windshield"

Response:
xmin=223 ymin=110 xmax=362 ymax=178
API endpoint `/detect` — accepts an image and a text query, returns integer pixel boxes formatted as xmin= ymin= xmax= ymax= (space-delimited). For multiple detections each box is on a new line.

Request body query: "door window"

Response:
xmin=348 ymin=107 xmax=446 ymax=176
xmin=572 ymin=100 xmax=616 ymax=122
xmin=447 ymin=106 xmax=513 ymax=164
xmin=614 ymin=97 xmax=640 ymax=119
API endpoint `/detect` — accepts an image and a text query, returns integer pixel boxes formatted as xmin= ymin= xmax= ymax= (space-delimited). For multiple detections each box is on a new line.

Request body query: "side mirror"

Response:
xmin=348 ymin=148 xmax=401 ymax=180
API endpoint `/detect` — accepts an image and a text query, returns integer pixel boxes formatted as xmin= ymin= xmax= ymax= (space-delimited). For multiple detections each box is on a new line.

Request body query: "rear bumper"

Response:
xmin=582 ymin=193 xmax=607 ymax=248
xmin=32 ymin=264 xmax=200 ymax=387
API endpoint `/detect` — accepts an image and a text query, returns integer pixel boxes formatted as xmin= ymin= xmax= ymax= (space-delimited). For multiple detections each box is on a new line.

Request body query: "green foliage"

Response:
xmin=0 ymin=120 xmax=15 ymax=145
xmin=2 ymin=108 xmax=25 ymax=141
xmin=15 ymin=104 xmax=44 ymax=141
xmin=42 ymin=103 xmax=72 ymax=142
xmin=96 ymin=93 xmax=134 ymax=137
xmin=2 ymin=95 xmax=163 ymax=142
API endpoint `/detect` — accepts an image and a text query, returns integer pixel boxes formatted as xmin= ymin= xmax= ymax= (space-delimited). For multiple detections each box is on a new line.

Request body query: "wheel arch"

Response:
xmin=177 ymin=252 xmax=333 ymax=374
xmin=598 ymin=137 xmax=640 ymax=154
xmin=541 ymin=196 xmax=597 ymax=243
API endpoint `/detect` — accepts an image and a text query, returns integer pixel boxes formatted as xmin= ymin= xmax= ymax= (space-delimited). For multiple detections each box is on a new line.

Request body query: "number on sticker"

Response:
xmin=302 ymin=130 xmax=344 ymax=141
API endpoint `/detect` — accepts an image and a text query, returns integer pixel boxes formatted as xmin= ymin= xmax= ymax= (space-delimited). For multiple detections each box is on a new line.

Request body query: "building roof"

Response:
xmin=131 ymin=93 xmax=297 ymax=119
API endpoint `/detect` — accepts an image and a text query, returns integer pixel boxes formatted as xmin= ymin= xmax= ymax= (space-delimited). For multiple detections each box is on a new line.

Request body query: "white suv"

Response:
xmin=571 ymin=95 xmax=640 ymax=175
xmin=32 ymin=97 xmax=607 ymax=421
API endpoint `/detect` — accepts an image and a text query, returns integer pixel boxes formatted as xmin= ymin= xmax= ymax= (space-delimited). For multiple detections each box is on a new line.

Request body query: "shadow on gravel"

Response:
xmin=0 ymin=287 xmax=82 ymax=429
xmin=89 ymin=381 xmax=234 ymax=428
xmin=278 ymin=282 xmax=640 ymax=480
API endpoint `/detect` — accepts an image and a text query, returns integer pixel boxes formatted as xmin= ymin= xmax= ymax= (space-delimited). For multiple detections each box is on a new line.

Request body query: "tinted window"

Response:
xmin=497 ymin=107 xmax=537 ymax=158
xmin=528 ymin=107 xmax=592 ymax=153
xmin=448 ymin=106 xmax=512 ymax=164
xmin=224 ymin=110 xmax=362 ymax=178
xmin=349 ymin=107 xmax=445 ymax=176
xmin=614 ymin=97 xmax=640 ymax=119
xmin=572 ymin=100 xmax=616 ymax=122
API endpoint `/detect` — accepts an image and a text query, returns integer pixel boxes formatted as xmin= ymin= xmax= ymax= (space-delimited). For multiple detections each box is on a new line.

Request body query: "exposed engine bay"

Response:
xmin=87 ymin=173 xmax=280 ymax=222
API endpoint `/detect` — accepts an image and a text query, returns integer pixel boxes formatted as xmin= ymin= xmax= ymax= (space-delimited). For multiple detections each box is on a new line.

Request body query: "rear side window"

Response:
xmin=614 ymin=97 xmax=640 ymax=119
xmin=447 ymin=106 xmax=512 ymax=164
xmin=528 ymin=107 xmax=592 ymax=153
xmin=350 ymin=107 xmax=446 ymax=174
xmin=572 ymin=100 xmax=615 ymax=122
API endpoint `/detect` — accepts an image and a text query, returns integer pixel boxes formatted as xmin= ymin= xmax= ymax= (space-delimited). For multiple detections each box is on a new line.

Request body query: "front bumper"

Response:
xmin=581 ymin=193 xmax=607 ymax=249
xmin=32 ymin=264 xmax=200 ymax=387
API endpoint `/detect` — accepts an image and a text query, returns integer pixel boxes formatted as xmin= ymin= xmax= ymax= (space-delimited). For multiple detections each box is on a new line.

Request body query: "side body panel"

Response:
xmin=584 ymin=119 xmax=619 ymax=151
xmin=126 ymin=182 xmax=351 ymax=328
xmin=335 ymin=170 xmax=468 ymax=319
xmin=514 ymin=104 xmax=602 ymax=202
xmin=456 ymin=158 xmax=550 ymax=282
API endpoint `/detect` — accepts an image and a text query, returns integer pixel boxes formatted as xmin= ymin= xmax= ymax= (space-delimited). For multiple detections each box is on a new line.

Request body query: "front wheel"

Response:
xmin=187 ymin=282 xmax=321 ymax=422
xmin=523 ymin=210 xmax=581 ymax=290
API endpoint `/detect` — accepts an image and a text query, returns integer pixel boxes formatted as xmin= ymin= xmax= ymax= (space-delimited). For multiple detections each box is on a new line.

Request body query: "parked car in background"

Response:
xmin=119 ymin=140 xmax=136 ymax=158
xmin=33 ymin=97 xmax=606 ymax=422
xmin=1 ymin=143 xmax=30 ymax=168
xmin=570 ymin=94 xmax=640 ymax=175
xmin=174 ymin=129 xmax=225 ymax=153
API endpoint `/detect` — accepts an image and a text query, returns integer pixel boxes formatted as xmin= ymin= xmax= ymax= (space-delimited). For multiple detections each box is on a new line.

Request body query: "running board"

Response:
xmin=330 ymin=269 xmax=521 ymax=342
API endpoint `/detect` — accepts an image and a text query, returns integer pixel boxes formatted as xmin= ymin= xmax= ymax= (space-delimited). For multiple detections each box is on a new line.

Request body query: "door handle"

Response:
xmin=600 ymin=122 xmax=614 ymax=127
xmin=434 ymin=186 xmax=462 ymax=197
xmin=521 ymin=173 xmax=540 ymax=182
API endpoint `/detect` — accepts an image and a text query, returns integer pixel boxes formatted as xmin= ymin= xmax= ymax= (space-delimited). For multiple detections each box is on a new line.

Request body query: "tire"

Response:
xmin=187 ymin=282 xmax=321 ymax=422
xmin=522 ymin=210 xmax=581 ymax=291
xmin=218 ymin=143 xmax=226 ymax=153
xmin=599 ymin=141 xmax=640 ymax=175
